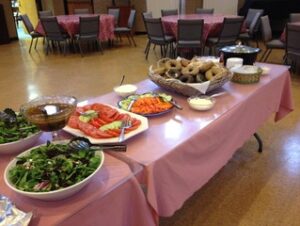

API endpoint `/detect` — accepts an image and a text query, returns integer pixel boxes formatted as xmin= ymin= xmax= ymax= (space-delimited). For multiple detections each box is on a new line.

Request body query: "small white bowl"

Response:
xmin=187 ymin=96 xmax=216 ymax=111
xmin=4 ymin=141 xmax=104 ymax=201
xmin=113 ymin=84 xmax=137 ymax=97
xmin=0 ymin=131 xmax=42 ymax=155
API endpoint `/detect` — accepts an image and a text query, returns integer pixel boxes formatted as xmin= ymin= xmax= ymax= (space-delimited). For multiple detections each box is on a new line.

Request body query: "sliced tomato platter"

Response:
xmin=64 ymin=103 xmax=149 ymax=143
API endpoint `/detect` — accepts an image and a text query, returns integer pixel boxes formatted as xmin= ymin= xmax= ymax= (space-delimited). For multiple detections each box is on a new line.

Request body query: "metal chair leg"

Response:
xmin=264 ymin=49 xmax=272 ymax=62
xmin=29 ymin=38 xmax=33 ymax=53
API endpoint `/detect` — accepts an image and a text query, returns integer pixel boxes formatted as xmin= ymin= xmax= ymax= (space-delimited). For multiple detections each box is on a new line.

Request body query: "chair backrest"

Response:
xmin=245 ymin=8 xmax=264 ymax=28
xmin=286 ymin=23 xmax=300 ymax=57
xmin=74 ymin=8 xmax=89 ymax=15
xmin=108 ymin=8 xmax=120 ymax=26
xmin=40 ymin=16 xmax=64 ymax=40
xmin=195 ymin=8 xmax=214 ymax=14
xmin=177 ymin=19 xmax=204 ymax=42
xmin=161 ymin=9 xmax=178 ymax=17
xmin=248 ymin=12 xmax=262 ymax=35
xmin=127 ymin=9 xmax=136 ymax=28
xmin=142 ymin=11 xmax=153 ymax=20
xmin=20 ymin=14 xmax=34 ymax=34
xmin=38 ymin=10 xmax=53 ymax=18
xmin=218 ymin=17 xmax=244 ymax=45
xmin=144 ymin=18 xmax=165 ymax=42
xmin=79 ymin=16 xmax=99 ymax=38
xmin=260 ymin=15 xmax=272 ymax=42
xmin=290 ymin=13 xmax=300 ymax=22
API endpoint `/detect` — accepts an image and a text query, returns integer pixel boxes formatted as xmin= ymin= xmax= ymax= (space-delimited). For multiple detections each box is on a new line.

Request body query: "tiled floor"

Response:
xmin=0 ymin=34 xmax=299 ymax=226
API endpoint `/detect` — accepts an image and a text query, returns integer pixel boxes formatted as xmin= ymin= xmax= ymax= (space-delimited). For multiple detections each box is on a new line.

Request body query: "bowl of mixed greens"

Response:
xmin=0 ymin=108 xmax=42 ymax=154
xmin=4 ymin=141 xmax=104 ymax=201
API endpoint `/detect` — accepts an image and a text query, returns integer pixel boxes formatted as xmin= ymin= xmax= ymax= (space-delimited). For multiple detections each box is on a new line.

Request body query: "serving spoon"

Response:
xmin=68 ymin=137 xmax=127 ymax=152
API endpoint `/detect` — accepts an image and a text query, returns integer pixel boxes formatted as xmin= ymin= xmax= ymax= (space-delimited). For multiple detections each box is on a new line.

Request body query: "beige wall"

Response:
xmin=0 ymin=0 xmax=17 ymax=39
xmin=186 ymin=0 xmax=203 ymax=14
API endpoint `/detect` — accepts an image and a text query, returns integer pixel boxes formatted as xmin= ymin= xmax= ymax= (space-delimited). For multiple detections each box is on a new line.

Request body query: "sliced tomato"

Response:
xmin=68 ymin=116 xmax=79 ymax=129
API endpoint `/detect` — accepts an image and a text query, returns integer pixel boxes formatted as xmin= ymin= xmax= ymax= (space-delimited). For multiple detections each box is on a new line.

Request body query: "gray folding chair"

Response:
xmin=40 ymin=17 xmax=70 ymax=55
xmin=206 ymin=17 xmax=244 ymax=55
xmin=108 ymin=8 xmax=120 ymax=27
xmin=73 ymin=8 xmax=90 ymax=15
xmin=144 ymin=17 xmax=175 ymax=59
xmin=290 ymin=13 xmax=300 ymax=22
xmin=195 ymin=8 xmax=214 ymax=14
xmin=239 ymin=11 xmax=263 ymax=47
xmin=286 ymin=23 xmax=300 ymax=71
xmin=244 ymin=8 xmax=264 ymax=29
xmin=20 ymin=14 xmax=44 ymax=53
xmin=176 ymin=19 xmax=204 ymax=58
xmin=142 ymin=12 xmax=153 ymax=53
xmin=114 ymin=9 xmax=136 ymax=46
xmin=259 ymin=15 xmax=285 ymax=62
xmin=38 ymin=10 xmax=53 ymax=18
xmin=75 ymin=16 xmax=102 ymax=56
xmin=161 ymin=9 xmax=178 ymax=17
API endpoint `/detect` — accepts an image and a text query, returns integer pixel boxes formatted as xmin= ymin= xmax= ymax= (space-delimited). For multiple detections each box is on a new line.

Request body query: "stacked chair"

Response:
xmin=40 ymin=17 xmax=70 ymax=55
xmin=75 ymin=16 xmax=102 ymax=56
xmin=176 ymin=19 xmax=204 ymax=58
xmin=114 ymin=9 xmax=137 ymax=46
xmin=195 ymin=8 xmax=214 ymax=14
xmin=259 ymin=15 xmax=285 ymax=62
xmin=206 ymin=17 xmax=244 ymax=55
xmin=143 ymin=17 xmax=175 ymax=59
xmin=286 ymin=23 xmax=300 ymax=71
xmin=20 ymin=14 xmax=44 ymax=53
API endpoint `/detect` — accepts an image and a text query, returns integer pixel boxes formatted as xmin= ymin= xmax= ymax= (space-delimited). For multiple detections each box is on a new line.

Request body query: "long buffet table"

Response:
xmin=0 ymin=63 xmax=293 ymax=225
xmin=85 ymin=63 xmax=293 ymax=218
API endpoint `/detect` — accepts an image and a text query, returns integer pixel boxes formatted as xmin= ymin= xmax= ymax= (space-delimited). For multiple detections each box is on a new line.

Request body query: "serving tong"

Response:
xmin=68 ymin=137 xmax=127 ymax=152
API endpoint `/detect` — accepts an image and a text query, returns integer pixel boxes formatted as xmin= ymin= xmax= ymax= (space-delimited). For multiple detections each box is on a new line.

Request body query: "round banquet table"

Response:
xmin=162 ymin=14 xmax=245 ymax=42
xmin=35 ymin=14 xmax=115 ymax=41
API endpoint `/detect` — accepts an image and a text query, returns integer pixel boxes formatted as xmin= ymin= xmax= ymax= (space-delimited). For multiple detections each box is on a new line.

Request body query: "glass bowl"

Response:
xmin=20 ymin=96 xmax=77 ymax=132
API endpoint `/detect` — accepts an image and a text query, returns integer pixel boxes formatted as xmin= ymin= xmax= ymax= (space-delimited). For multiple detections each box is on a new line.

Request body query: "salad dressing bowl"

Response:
xmin=4 ymin=140 xmax=104 ymax=201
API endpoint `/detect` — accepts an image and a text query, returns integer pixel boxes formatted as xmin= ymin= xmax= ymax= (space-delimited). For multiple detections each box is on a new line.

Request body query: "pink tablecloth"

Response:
xmin=35 ymin=14 xmax=115 ymax=41
xmin=0 ymin=134 xmax=155 ymax=226
xmin=162 ymin=14 xmax=245 ymax=41
xmin=86 ymin=63 xmax=293 ymax=217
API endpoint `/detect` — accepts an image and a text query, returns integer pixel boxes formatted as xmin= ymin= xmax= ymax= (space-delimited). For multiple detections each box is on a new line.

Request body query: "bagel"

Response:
xmin=165 ymin=59 xmax=182 ymax=70
xmin=199 ymin=61 xmax=214 ymax=73
xmin=152 ymin=67 xmax=166 ymax=75
xmin=205 ymin=66 xmax=224 ymax=81
xmin=179 ymin=74 xmax=194 ymax=83
xmin=181 ymin=64 xmax=199 ymax=76
xmin=157 ymin=58 xmax=171 ymax=68
xmin=180 ymin=58 xmax=191 ymax=67
xmin=166 ymin=68 xmax=181 ymax=79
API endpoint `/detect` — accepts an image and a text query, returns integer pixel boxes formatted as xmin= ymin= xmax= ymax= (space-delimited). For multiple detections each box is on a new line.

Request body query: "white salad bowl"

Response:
xmin=4 ymin=141 xmax=104 ymax=201
xmin=0 ymin=131 xmax=43 ymax=155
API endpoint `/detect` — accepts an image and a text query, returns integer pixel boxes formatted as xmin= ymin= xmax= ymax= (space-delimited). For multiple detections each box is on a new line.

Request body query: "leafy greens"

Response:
xmin=8 ymin=142 xmax=101 ymax=192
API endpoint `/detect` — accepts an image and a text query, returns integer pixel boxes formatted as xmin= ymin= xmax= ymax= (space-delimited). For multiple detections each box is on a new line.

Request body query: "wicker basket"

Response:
xmin=148 ymin=67 xmax=231 ymax=97
xmin=231 ymin=66 xmax=263 ymax=84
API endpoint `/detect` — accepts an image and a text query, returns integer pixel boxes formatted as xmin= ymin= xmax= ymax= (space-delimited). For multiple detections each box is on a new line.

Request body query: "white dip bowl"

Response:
xmin=187 ymin=96 xmax=216 ymax=111
xmin=114 ymin=84 xmax=137 ymax=97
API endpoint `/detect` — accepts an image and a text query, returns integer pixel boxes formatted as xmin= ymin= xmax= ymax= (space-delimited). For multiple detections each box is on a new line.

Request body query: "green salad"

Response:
xmin=0 ymin=108 xmax=39 ymax=144
xmin=8 ymin=142 xmax=101 ymax=192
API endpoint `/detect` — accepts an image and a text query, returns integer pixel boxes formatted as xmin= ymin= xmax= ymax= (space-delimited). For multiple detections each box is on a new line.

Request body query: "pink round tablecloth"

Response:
xmin=36 ymin=14 xmax=115 ymax=41
xmin=162 ymin=14 xmax=245 ymax=42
